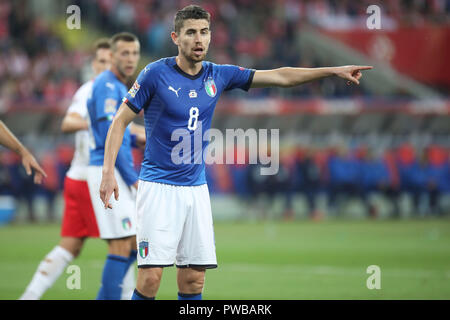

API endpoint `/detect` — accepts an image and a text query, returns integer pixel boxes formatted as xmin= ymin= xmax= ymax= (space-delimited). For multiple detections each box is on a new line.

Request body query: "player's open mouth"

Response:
xmin=193 ymin=48 xmax=204 ymax=54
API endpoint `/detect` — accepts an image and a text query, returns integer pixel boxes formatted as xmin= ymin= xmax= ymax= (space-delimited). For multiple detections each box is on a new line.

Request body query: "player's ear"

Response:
xmin=170 ymin=31 xmax=179 ymax=46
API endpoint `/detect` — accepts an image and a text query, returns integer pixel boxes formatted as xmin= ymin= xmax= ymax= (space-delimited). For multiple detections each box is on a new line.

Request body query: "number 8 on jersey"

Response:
xmin=187 ymin=107 xmax=199 ymax=131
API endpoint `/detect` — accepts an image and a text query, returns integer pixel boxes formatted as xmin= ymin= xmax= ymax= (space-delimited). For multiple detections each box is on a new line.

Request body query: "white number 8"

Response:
xmin=187 ymin=107 xmax=199 ymax=131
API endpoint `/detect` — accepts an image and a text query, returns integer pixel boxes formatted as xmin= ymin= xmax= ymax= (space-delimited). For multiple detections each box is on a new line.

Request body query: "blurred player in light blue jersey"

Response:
xmin=99 ymin=5 xmax=372 ymax=300
xmin=86 ymin=32 xmax=144 ymax=300
xmin=20 ymin=39 xmax=137 ymax=300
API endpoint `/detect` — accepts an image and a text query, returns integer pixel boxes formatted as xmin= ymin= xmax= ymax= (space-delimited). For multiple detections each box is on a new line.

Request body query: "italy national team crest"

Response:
xmin=204 ymin=77 xmax=217 ymax=97
xmin=139 ymin=240 xmax=149 ymax=259
xmin=121 ymin=217 xmax=132 ymax=231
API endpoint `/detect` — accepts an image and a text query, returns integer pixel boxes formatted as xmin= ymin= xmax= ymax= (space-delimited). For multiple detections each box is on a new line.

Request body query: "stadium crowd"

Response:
xmin=2 ymin=0 xmax=450 ymax=108
xmin=1 ymin=142 xmax=448 ymax=222
xmin=0 ymin=0 xmax=84 ymax=112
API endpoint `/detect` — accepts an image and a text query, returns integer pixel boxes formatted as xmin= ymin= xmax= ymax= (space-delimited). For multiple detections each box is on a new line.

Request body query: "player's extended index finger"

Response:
xmin=355 ymin=66 xmax=373 ymax=71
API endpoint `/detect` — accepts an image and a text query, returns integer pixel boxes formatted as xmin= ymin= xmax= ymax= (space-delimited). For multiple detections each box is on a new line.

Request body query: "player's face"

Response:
xmin=112 ymin=40 xmax=140 ymax=79
xmin=92 ymin=48 xmax=111 ymax=75
xmin=173 ymin=19 xmax=210 ymax=63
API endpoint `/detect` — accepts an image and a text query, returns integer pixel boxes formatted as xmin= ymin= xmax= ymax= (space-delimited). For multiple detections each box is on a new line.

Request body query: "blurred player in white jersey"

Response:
xmin=19 ymin=39 xmax=137 ymax=300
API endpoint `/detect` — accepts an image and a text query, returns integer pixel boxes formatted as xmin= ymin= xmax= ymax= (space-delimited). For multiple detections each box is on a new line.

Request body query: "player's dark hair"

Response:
xmin=110 ymin=32 xmax=139 ymax=51
xmin=93 ymin=38 xmax=111 ymax=54
xmin=174 ymin=5 xmax=210 ymax=34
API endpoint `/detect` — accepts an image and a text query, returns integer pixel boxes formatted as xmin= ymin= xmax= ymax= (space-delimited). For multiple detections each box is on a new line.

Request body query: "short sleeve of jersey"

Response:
xmin=124 ymin=64 xmax=156 ymax=114
xmin=92 ymin=81 xmax=120 ymax=121
xmin=218 ymin=64 xmax=255 ymax=92
xmin=67 ymin=83 xmax=91 ymax=118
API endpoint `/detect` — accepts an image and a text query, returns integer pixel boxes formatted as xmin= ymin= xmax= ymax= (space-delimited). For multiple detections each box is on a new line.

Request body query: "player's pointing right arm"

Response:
xmin=251 ymin=65 xmax=373 ymax=88
xmin=100 ymin=103 xmax=137 ymax=209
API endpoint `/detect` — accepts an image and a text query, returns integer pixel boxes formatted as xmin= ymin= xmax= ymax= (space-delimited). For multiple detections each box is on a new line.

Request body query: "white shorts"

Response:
xmin=136 ymin=181 xmax=217 ymax=269
xmin=87 ymin=166 xmax=137 ymax=239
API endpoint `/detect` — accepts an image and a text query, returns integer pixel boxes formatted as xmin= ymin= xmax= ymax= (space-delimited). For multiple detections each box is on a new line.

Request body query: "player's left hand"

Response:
xmin=334 ymin=65 xmax=373 ymax=85
xmin=100 ymin=173 xmax=119 ymax=209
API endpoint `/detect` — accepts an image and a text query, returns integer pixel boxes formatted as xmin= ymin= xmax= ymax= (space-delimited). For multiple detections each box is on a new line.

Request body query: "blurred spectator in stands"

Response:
xmin=38 ymin=151 xmax=59 ymax=222
xmin=383 ymin=149 xmax=401 ymax=218
xmin=3 ymin=150 xmax=37 ymax=222
xmin=296 ymin=147 xmax=325 ymax=220
xmin=229 ymin=162 xmax=251 ymax=200
xmin=277 ymin=147 xmax=297 ymax=220
xmin=396 ymin=144 xmax=429 ymax=217
xmin=327 ymin=145 xmax=362 ymax=216
xmin=359 ymin=147 xmax=392 ymax=219
xmin=0 ymin=151 xmax=13 ymax=196
xmin=424 ymin=145 xmax=450 ymax=216
xmin=247 ymin=162 xmax=273 ymax=219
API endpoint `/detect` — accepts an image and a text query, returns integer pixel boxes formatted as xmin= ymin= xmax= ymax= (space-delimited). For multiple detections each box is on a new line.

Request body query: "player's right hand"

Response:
xmin=100 ymin=173 xmax=119 ymax=209
xmin=21 ymin=151 xmax=47 ymax=184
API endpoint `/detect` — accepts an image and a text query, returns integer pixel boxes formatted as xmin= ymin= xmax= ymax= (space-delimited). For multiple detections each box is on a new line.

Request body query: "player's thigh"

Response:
xmin=176 ymin=184 xmax=217 ymax=268
xmin=61 ymin=177 xmax=90 ymax=238
xmin=136 ymin=181 xmax=187 ymax=266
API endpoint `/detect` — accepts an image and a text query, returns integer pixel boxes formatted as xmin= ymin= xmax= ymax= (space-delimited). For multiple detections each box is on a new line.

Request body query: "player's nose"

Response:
xmin=194 ymin=33 xmax=202 ymax=42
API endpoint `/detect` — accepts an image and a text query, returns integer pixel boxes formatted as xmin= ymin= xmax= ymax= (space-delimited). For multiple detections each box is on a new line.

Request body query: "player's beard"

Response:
xmin=118 ymin=64 xmax=135 ymax=81
xmin=182 ymin=47 xmax=207 ymax=64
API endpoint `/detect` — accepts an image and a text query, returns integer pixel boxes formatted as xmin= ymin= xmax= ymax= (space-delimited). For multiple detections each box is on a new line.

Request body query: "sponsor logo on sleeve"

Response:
xmin=128 ymin=81 xmax=140 ymax=98
xmin=104 ymin=98 xmax=117 ymax=113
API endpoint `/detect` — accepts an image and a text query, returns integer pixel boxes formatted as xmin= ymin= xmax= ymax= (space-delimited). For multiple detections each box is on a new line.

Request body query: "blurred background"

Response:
xmin=0 ymin=0 xmax=449 ymax=225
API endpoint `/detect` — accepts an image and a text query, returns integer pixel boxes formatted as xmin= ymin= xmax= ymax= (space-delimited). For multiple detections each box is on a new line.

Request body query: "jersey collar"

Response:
xmin=172 ymin=57 xmax=204 ymax=80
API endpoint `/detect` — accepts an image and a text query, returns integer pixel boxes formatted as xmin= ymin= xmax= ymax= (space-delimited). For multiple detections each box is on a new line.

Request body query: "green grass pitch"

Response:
xmin=1 ymin=219 xmax=449 ymax=300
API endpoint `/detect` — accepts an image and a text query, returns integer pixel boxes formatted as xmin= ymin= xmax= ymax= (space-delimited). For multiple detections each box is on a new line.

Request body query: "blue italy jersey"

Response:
xmin=123 ymin=57 xmax=255 ymax=186
xmin=87 ymin=70 xmax=138 ymax=186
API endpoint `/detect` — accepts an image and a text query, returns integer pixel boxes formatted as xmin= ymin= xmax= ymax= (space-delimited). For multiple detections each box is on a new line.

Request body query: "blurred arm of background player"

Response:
xmin=61 ymin=112 xmax=145 ymax=142
xmin=100 ymin=104 xmax=137 ymax=209
xmin=129 ymin=122 xmax=146 ymax=149
xmin=0 ymin=120 xmax=47 ymax=184
xmin=251 ymin=65 xmax=373 ymax=88
xmin=61 ymin=112 xmax=88 ymax=133
xmin=62 ymin=112 xmax=145 ymax=155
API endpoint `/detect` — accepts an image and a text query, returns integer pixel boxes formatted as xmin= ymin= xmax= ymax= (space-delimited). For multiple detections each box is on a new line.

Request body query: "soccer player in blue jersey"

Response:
xmin=86 ymin=32 xmax=144 ymax=300
xmin=99 ymin=5 xmax=372 ymax=300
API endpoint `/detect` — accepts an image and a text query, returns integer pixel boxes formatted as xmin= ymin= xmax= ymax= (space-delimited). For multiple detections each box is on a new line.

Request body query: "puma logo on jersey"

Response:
xmin=168 ymin=86 xmax=181 ymax=97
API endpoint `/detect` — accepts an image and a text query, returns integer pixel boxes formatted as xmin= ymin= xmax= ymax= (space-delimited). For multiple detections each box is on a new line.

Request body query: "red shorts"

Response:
xmin=61 ymin=176 xmax=100 ymax=238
